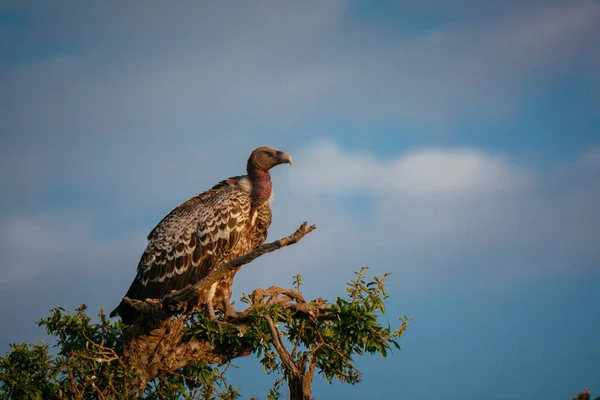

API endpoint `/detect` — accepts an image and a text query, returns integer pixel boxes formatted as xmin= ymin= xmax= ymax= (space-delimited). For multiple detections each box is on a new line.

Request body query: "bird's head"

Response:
xmin=247 ymin=146 xmax=292 ymax=174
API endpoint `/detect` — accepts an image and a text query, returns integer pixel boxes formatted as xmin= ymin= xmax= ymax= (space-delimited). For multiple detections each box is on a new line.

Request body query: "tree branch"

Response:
xmin=123 ymin=317 xmax=252 ymax=397
xmin=121 ymin=283 xmax=332 ymax=397
xmin=264 ymin=314 xmax=301 ymax=377
xmin=121 ymin=222 xmax=316 ymax=323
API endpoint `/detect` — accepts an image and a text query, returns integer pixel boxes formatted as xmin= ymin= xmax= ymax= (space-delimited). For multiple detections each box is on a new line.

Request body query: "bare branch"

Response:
xmin=163 ymin=222 xmax=316 ymax=310
xmin=122 ymin=222 xmax=316 ymax=324
xmin=264 ymin=314 xmax=301 ymax=378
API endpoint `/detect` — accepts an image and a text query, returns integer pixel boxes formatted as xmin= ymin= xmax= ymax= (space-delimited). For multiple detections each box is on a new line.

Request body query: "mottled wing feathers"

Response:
xmin=253 ymin=204 xmax=271 ymax=248
xmin=112 ymin=177 xmax=254 ymax=324
xmin=141 ymin=184 xmax=250 ymax=283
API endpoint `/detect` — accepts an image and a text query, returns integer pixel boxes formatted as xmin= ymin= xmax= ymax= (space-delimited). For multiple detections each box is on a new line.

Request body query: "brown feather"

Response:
xmin=111 ymin=176 xmax=264 ymax=324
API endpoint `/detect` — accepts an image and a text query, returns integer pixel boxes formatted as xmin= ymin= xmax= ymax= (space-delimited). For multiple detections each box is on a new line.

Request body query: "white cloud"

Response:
xmin=292 ymin=141 xmax=530 ymax=199
xmin=262 ymin=141 xmax=600 ymax=291
xmin=2 ymin=140 xmax=594 ymax=294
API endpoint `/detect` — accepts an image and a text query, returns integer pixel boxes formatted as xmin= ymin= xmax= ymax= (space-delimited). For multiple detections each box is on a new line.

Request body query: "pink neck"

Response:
xmin=249 ymin=170 xmax=272 ymax=205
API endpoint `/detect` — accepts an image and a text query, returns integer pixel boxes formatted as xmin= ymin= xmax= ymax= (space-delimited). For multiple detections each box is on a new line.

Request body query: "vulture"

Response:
xmin=110 ymin=146 xmax=292 ymax=324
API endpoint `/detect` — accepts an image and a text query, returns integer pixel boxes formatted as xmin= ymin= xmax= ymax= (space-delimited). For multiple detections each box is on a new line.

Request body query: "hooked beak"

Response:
xmin=277 ymin=151 xmax=292 ymax=165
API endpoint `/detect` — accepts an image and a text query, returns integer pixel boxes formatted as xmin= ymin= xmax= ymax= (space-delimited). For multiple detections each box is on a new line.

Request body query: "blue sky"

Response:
xmin=1 ymin=1 xmax=599 ymax=399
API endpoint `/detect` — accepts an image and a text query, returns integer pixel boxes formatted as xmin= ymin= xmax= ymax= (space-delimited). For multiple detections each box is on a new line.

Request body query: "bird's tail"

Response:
xmin=109 ymin=300 xmax=140 ymax=325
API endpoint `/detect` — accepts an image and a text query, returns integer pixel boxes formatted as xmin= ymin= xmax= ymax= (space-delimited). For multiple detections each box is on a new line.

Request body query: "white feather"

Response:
xmin=238 ymin=177 xmax=253 ymax=193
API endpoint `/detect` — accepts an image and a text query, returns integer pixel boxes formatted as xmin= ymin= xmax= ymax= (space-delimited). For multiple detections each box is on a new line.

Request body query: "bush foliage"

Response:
xmin=1 ymin=268 xmax=409 ymax=399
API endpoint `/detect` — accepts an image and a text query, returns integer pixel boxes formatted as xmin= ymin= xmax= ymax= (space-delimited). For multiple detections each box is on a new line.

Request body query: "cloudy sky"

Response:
xmin=1 ymin=1 xmax=599 ymax=398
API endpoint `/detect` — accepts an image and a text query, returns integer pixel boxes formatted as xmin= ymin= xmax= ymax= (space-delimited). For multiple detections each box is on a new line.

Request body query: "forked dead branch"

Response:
xmin=120 ymin=221 xmax=317 ymax=326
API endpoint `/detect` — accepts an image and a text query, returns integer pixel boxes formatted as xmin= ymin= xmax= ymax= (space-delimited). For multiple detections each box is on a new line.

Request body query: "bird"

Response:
xmin=110 ymin=146 xmax=292 ymax=325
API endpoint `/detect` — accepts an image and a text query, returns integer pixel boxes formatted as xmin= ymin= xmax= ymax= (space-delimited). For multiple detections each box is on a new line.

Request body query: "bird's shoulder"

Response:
xmin=146 ymin=175 xmax=253 ymax=244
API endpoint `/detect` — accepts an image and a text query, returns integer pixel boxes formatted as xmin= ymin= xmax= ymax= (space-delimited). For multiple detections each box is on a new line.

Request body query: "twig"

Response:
xmin=291 ymin=320 xmax=305 ymax=359
xmin=264 ymin=314 xmax=301 ymax=378
xmin=162 ymin=369 xmax=203 ymax=386
xmin=76 ymin=329 xmax=127 ymax=370
xmin=235 ymin=287 xmax=328 ymax=321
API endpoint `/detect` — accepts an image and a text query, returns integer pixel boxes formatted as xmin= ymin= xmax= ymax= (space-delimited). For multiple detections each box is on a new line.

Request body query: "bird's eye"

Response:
xmin=263 ymin=151 xmax=272 ymax=157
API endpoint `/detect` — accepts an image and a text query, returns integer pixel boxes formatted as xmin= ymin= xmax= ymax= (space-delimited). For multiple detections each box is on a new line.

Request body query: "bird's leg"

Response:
xmin=206 ymin=300 xmax=217 ymax=320
xmin=222 ymin=298 xmax=240 ymax=320
xmin=206 ymin=283 xmax=218 ymax=320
